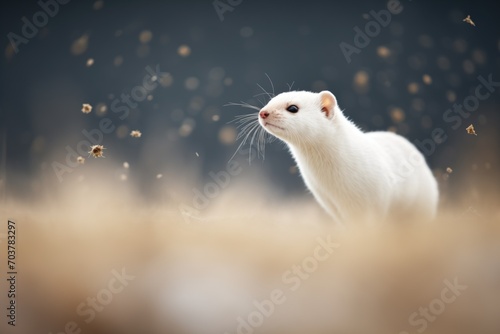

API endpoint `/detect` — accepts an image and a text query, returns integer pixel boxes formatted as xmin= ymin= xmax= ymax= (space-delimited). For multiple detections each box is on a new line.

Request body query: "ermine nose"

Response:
xmin=259 ymin=110 xmax=270 ymax=119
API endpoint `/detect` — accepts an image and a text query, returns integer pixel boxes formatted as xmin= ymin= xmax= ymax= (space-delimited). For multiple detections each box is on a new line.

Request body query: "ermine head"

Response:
xmin=258 ymin=90 xmax=340 ymax=144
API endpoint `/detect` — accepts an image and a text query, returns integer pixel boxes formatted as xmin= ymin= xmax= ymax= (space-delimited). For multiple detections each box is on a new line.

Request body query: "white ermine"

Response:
xmin=256 ymin=90 xmax=438 ymax=225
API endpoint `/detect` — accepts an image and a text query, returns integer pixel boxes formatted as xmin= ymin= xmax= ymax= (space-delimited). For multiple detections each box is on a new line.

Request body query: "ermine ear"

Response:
xmin=319 ymin=91 xmax=337 ymax=119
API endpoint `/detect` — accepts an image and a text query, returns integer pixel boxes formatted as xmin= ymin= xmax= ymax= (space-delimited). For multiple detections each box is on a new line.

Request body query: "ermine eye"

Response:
xmin=286 ymin=105 xmax=299 ymax=113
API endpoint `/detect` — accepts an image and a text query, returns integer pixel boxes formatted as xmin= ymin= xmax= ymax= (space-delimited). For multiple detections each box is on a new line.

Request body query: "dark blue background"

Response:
xmin=1 ymin=0 xmax=499 ymax=202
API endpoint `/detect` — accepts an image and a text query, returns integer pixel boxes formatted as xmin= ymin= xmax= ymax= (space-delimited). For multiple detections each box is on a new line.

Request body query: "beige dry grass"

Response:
xmin=1 ymin=174 xmax=499 ymax=334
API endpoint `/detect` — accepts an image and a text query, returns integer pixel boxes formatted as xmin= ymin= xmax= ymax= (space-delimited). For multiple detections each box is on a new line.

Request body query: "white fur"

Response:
xmin=259 ymin=90 xmax=439 ymax=225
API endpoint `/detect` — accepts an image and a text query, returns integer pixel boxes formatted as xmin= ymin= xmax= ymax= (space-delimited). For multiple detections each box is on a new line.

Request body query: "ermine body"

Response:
xmin=258 ymin=90 xmax=438 ymax=224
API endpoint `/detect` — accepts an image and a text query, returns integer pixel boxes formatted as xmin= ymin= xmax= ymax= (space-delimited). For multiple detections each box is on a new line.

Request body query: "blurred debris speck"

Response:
xmin=463 ymin=59 xmax=475 ymax=74
xmin=453 ymin=38 xmax=468 ymax=53
xmin=407 ymin=82 xmax=420 ymax=94
xmin=71 ymin=34 xmax=89 ymax=55
xmin=218 ymin=126 xmax=237 ymax=146
xmin=96 ymin=103 xmax=107 ymax=116
xmin=466 ymin=124 xmax=477 ymax=136
xmin=81 ymin=103 xmax=92 ymax=114
xmin=185 ymin=77 xmax=200 ymax=91
xmin=113 ymin=55 xmax=124 ymax=67
xmin=93 ymin=0 xmax=104 ymax=10
xmin=116 ymin=125 xmax=129 ymax=139
xmin=418 ymin=34 xmax=434 ymax=48
xmin=422 ymin=74 xmax=432 ymax=85
xmin=463 ymin=15 xmax=476 ymax=27
xmin=178 ymin=44 xmax=191 ymax=57
xmin=353 ymin=70 xmax=370 ymax=94
xmin=139 ymin=30 xmax=153 ymax=43
xmin=437 ymin=56 xmax=451 ymax=70
xmin=376 ymin=46 xmax=391 ymax=58
xmin=179 ymin=119 xmax=195 ymax=137
xmin=446 ymin=90 xmax=457 ymax=103
xmin=389 ymin=107 xmax=405 ymax=124
xmin=130 ymin=130 xmax=142 ymax=138
xmin=89 ymin=145 xmax=105 ymax=158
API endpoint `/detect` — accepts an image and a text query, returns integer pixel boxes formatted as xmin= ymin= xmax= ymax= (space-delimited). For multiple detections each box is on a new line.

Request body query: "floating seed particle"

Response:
xmin=195 ymin=152 xmax=199 ymax=157
xmin=130 ymin=130 xmax=142 ymax=138
xmin=446 ymin=167 xmax=453 ymax=174
xmin=77 ymin=156 xmax=85 ymax=164
xmin=89 ymin=145 xmax=105 ymax=158
xmin=156 ymin=174 xmax=163 ymax=179
xmin=123 ymin=162 xmax=129 ymax=169
xmin=463 ymin=15 xmax=476 ymax=27
xmin=81 ymin=103 xmax=92 ymax=114
xmin=86 ymin=58 xmax=94 ymax=67
xmin=466 ymin=124 xmax=477 ymax=136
